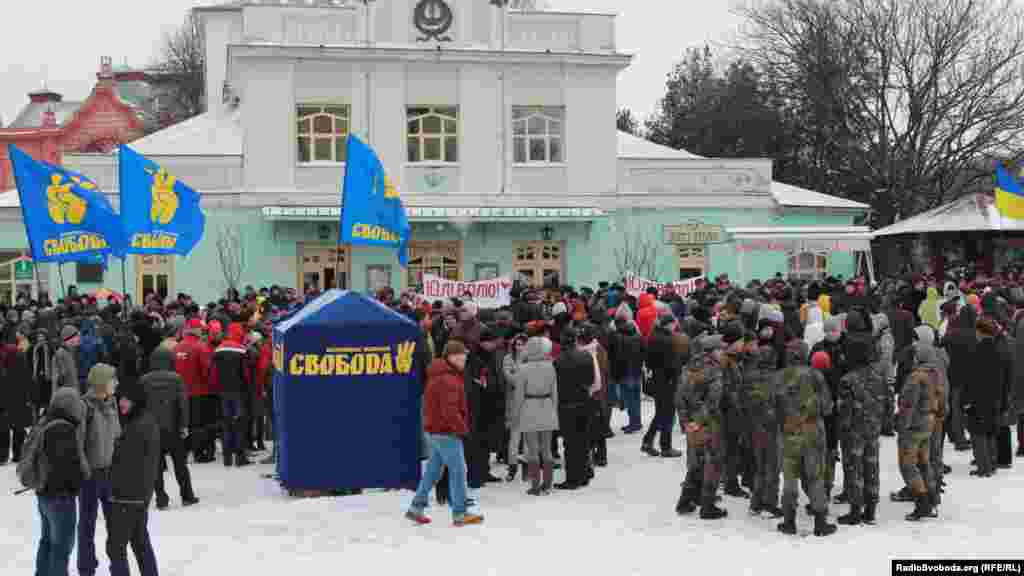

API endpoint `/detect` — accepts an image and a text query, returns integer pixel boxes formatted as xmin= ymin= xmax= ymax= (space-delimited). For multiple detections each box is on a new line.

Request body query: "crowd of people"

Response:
xmin=400 ymin=273 xmax=1023 ymax=534
xmin=2 ymin=271 xmax=1022 ymax=573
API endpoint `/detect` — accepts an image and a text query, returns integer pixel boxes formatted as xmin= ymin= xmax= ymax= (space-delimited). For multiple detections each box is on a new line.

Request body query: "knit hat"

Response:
xmin=60 ymin=324 xmax=79 ymax=343
xmin=811 ymin=351 xmax=832 ymax=371
xmin=87 ymin=363 xmax=118 ymax=394
xmin=443 ymin=339 xmax=467 ymax=357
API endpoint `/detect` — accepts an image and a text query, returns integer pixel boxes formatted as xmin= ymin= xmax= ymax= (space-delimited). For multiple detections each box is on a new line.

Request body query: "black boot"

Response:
xmin=837 ymin=505 xmax=862 ymax=526
xmin=505 ymin=463 xmax=518 ymax=482
xmin=223 ymin=451 xmax=233 ymax=468
xmin=660 ymin=445 xmax=682 ymax=458
xmin=235 ymin=451 xmax=252 ymax=467
xmin=675 ymin=487 xmax=697 ymax=515
xmin=699 ymin=495 xmax=728 ymax=519
xmin=905 ymin=493 xmax=934 ymax=521
xmin=862 ymin=501 xmax=877 ymax=525
xmin=526 ymin=463 xmax=542 ymax=496
xmin=814 ymin=512 xmax=837 ymax=536
xmin=724 ymin=483 xmax=750 ymax=499
xmin=777 ymin=508 xmax=797 ymax=535
xmin=641 ymin=440 xmax=660 ymax=457
xmin=833 ymin=491 xmax=849 ymax=504
xmin=890 ymin=486 xmax=914 ymax=502
xmin=763 ymin=505 xmax=785 ymax=519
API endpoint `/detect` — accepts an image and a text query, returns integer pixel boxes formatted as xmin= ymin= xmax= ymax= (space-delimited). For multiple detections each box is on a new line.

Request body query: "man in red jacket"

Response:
xmin=174 ymin=319 xmax=214 ymax=463
xmin=636 ymin=291 xmax=659 ymax=339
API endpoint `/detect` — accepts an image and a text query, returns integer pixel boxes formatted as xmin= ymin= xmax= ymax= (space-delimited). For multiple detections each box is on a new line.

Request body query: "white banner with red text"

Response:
xmin=624 ymin=273 xmax=704 ymax=297
xmin=418 ymin=274 xmax=513 ymax=308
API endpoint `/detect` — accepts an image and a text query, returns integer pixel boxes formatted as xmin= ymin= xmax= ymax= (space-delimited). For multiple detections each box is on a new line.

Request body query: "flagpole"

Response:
xmin=57 ymin=263 xmax=65 ymax=300
xmin=32 ymin=256 xmax=41 ymax=304
xmin=336 ymin=137 xmax=351 ymax=291
xmin=121 ymin=257 xmax=129 ymax=321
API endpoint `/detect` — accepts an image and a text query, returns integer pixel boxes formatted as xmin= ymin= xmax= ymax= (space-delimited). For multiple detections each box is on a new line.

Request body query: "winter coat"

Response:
xmin=899 ymin=348 xmax=938 ymax=436
xmin=505 ymin=337 xmax=559 ymax=433
xmin=948 ymin=307 xmax=977 ymax=391
xmin=607 ymin=323 xmax=644 ymax=382
xmin=636 ymin=294 xmax=658 ymax=339
xmin=554 ymin=348 xmax=595 ymax=409
xmin=76 ymin=319 xmax=107 ymax=390
xmin=1016 ymin=317 xmax=1024 ymax=417
xmin=422 ymin=358 xmax=469 ymax=436
xmin=174 ymin=335 xmax=211 ymax=398
xmin=211 ymin=324 xmax=248 ymax=401
xmin=81 ymin=390 xmax=121 ymax=471
xmin=110 ymin=378 xmax=161 ymax=507
xmin=38 ymin=388 xmax=89 ymax=497
xmin=144 ymin=347 xmax=189 ymax=434
xmin=51 ymin=345 xmax=78 ymax=393
xmin=918 ymin=287 xmax=941 ymax=331
xmin=0 ymin=344 xmax=34 ymax=428
xmin=872 ymin=314 xmax=895 ymax=386
xmin=965 ymin=337 xmax=1006 ymax=434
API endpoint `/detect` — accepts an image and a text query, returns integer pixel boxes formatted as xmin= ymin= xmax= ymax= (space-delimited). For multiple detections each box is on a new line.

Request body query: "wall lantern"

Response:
xmin=317 ymin=224 xmax=331 ymax=241
xmin=541 ymin=225 xmax=554 ymax=241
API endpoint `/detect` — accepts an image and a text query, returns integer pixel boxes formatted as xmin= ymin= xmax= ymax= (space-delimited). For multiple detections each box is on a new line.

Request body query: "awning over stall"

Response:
xmin=728 ymin=226 xmax=873 ymax=253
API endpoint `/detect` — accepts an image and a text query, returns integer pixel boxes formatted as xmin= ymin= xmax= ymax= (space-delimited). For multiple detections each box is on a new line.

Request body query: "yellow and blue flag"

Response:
xmin=339 ymin=135 xmax=411 ymax=266
xmin=118 ymin=145 xmax=205 ymax=256
xmin=7 ymin=144 xmax=125 ymax=264
xmin=995 ymin=164 xmax=1024 ymax=220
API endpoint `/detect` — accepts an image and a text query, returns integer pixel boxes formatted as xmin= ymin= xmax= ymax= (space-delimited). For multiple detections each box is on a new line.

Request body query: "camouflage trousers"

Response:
xmin=722 ymin=407 xmax=751 ymax=489
xmin=782 ymin=434 xmax=828 ymax=516
xmin=749 ymin=421 xmax=780 ymax=510
xmin=840 ymin=429 xmax=880 ymax=508
xmin=684 ymin=424 xmax=723 ymax=501
xmin=898 ymin=431 xmax=933 ymax=497
xmin=930 ymin=423 xmax=944 ymax=505
xmin=880 ymin=379 xmax=895 ymax=435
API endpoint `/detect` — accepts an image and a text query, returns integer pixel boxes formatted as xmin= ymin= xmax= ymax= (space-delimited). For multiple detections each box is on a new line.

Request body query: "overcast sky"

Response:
xmin=0 ymin=0 xmax=742 ymax=125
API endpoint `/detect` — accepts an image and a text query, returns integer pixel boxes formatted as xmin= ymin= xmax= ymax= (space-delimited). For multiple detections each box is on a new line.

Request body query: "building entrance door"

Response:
xmin=407 ymin=241 xmax=462 ymax=288
xmin=0 ymin=252 xmax=48 ymax=305
xmin=513 ymin=241 xmax=562 ymax=288
xmin=299 ymin=244 xmax=350 ymax=293
xmin=136 ymin=254 xmax=174 ymax=302
xmin=676 ymin=244 xmax=707 ymax=280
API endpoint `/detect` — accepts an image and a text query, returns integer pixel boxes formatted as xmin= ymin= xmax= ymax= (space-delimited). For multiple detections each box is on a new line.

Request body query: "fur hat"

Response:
xmin=976 ymin=317 xmax=998 ymax=338
xmin=443 ymin=339 xmax=467 ymax=357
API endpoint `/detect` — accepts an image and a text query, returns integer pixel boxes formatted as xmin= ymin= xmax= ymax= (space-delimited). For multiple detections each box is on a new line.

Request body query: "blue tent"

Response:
xmin=272 ymin=290 xmax=423 ymax=491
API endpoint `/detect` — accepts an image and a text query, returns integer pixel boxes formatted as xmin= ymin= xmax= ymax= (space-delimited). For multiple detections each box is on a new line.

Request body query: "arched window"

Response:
xmin=787 ymin=251 xmax=828 ymax=280
xmin=296 ymin=104 xmax=350 ymax=163
xmin=512 ymin=106 xmax=564 ymax=164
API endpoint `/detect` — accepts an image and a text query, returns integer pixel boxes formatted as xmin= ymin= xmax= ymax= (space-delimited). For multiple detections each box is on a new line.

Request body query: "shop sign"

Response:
xmin=663 ymin=222 xmax=725 ymax=245
xmin=14 ymin=259 xmax=33 ymax=281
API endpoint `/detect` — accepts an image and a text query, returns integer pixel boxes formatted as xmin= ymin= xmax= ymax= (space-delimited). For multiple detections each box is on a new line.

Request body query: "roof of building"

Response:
xmin=616 ymin=131 xmax=704 ymax=160
xmin=770 ymin=180 xmax=869 ymax=210
xmin=126 ymin=107 xmax=243 ymax=156
xmin=873 ymin=193 xmax=1024 ymax=236
xmin=7 ymin=101 xmax=84 ymax=129
xmin=196 ymin=0 xmax=356 ymax=9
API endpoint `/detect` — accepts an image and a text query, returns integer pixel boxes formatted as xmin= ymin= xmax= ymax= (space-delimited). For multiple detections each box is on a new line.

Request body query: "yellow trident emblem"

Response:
xmin=46 ymin=174 xmax=90 ymax=225
xmin=149 ymin=168 xmax=180 ymax=225
xmin=394 ymin=341 xmax=417 ymax=375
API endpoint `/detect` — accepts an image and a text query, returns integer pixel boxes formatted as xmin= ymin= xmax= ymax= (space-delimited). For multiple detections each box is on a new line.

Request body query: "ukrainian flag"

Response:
xmin=995 ymin=164 xmax=1024 ymax=220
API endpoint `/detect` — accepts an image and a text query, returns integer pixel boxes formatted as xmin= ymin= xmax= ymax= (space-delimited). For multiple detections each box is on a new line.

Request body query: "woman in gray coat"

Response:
xmin=504 ymin=336 xmax=559 ymax=495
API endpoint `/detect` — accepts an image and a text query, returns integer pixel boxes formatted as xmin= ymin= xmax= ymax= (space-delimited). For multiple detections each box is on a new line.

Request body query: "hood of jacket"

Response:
xmin=427 ymin=357 xmax=462 ymax=380
xmin=524 ymin=337 xmax=548 ymax=362
xmin=638 ymin=293 xmax=655 ymax=310
xmin=48 ymin=387 xmax=85 ymax=425
xmin=149 ymin=346 xmax=176 ymax=372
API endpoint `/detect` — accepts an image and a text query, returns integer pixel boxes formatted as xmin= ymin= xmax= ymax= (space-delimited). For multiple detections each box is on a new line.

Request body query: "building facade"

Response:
xmin=0 ymin=0 xmax=871 ymax=305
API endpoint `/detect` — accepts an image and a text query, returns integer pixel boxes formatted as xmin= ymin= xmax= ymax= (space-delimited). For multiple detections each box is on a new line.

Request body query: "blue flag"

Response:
xmin=7 ymin=144 xmax=125 ymax=264
xmin=340 ymin=135 xmax=411 ymax=266
xmin=118 ymin=145 xmax=205 ymax=255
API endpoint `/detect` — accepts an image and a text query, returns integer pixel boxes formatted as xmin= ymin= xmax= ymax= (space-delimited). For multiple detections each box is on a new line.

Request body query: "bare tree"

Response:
xmin=737 ymin=0 xmax=1024 ymax=226
xmin=216 ymin=224 xmax=246 ymax=293
xmin=613 ymin=213 xmax=662 ymax=279
xmin=151 ymin=14 xmax=205 ymax=126
xmin=616 ymin=107 xmax=641 ymax=135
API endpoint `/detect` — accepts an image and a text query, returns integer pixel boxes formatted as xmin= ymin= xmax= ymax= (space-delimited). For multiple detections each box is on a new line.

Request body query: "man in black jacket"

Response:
xmin=642 ymin=316 xmax=682 ymax=458
xmin=146 ymin=347 xmax=199 ymax=510
xmin=554 ymin=327 xmax=596 ymax=490
xmin=107 ymin=377 xmax=160 ymax=576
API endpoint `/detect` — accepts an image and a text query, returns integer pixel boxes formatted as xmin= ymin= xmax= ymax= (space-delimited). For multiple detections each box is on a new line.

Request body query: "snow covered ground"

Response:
xmin=2 ymin=402 xmax=1021 ymax=576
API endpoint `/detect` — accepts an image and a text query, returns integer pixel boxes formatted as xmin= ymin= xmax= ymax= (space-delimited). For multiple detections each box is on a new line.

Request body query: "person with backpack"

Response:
xmin=147 ymin=347 xmax=199 ymax=510
xmin=20 ymin=387 xmax=91 ymax=576
xmin=78 ymin=363 xmax=122 ymax=576
xmin=107 ymin=375 xmax=161 ymax=576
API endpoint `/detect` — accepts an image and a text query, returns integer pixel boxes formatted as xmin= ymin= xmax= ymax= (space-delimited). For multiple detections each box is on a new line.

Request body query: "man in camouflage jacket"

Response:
xmin=675 ymin=335 xmax=728 ymax=520
xmin=776 ymin=344 xmax=837 ymax=537
xmin=835 ymin=347 xmax=882 ymax=525
xmin=719 ymin=322 xmax=750 ymax=498
xmin=747 ymin=332 xmax=782 ymax=517
xmin=897 ymin=343 xmax=941 ymax=521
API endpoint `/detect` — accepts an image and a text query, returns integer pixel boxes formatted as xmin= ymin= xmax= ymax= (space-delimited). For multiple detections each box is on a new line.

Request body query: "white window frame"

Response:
xmin=787 ymin=250 xmax=829 ymax=280
xmin=296 ymin=103 xmax=351 ymax=165
xmin=512 ymin=106 xmax=565 ymax=164
xmin=406 ymin=106 xmax=459 ymax=164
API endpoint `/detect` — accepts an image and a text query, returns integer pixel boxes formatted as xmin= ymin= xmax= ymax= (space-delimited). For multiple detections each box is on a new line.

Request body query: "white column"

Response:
xmin=489 ymin=3 xmax=503 ymax=50
xmin=365 ymin=1 xmax=377 ymax=45
xmin=458 ymin=0 xmax=473 ymax=47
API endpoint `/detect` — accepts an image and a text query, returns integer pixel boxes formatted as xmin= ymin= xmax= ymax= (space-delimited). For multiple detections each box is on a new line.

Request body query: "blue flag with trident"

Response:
xmin=339 ymin=135 xmax=411 ymax=266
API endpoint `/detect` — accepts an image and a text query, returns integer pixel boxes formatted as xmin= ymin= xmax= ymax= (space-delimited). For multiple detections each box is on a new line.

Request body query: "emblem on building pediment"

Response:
xmin=414 ymin=0 xmax=454 ymax=42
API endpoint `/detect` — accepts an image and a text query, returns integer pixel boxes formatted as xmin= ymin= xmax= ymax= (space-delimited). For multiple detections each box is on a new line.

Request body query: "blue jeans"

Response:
xmin=621 ymin=375 xmax=643 ymax=430
xmin=36 ymin=494 xmax=77 ymax=576
xmin=222 ymin=398 xmax=244 ymax=456
xmin=78 ymin=473 xmax=113 ymax=576
xmin=409 ymin=434 xmax=469 ymax=519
